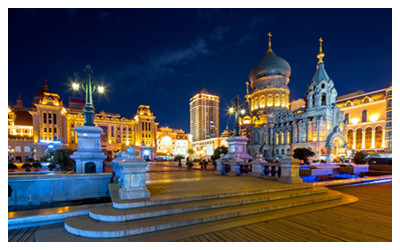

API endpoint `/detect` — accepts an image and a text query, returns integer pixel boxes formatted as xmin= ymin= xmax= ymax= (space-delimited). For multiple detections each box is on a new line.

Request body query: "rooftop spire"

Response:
xmin=317 ymin=37 xmax=325 ymax=64
xmin=245 ymin=81 xmax=250 ymax=102
xmin=267 ymin=32 xmax=273 ymax=53
xmin=43 ymin=79 xmax=49 ymax=91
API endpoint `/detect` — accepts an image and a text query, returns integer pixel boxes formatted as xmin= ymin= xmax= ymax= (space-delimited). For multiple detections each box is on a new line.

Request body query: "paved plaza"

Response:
xmin=8 ymin=162 xmax=392 ymax=242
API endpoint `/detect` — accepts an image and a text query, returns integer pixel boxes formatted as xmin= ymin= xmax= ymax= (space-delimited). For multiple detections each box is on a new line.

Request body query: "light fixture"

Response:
xmin=72 ymin=82 xmax=80 ymax=91
xmin=98 ymin=85 xmax=105 ymax=94
xmin=369 ymin=114 xmax=379 ymax=122
xmin=240 ymin=109 xmax=245 ymax=115
xmin=350 ymin=118 xmax=360 ymax=125
xmin=229 ymin=107 xmax=234 ymax=114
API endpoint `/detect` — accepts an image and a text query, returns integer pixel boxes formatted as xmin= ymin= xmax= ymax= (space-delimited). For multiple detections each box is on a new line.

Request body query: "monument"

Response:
xmin=70 ymin=65 xmax=106 ymax=173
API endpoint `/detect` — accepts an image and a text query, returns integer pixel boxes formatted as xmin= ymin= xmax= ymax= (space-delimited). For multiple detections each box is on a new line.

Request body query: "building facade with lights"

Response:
xmin=336 ymin=85 xmax=392 ymax=155
xmin=190 ymin=88 xmax=220 ymax=142
xmin=240 ymin=36 xmax=347 ymax=160
xmin=8 ymin=83 xmax=159 ymax=161
xmin=191 ymin=127 xmax=233 ymax=159
xmin=156 ymin=127 xmax=191 ymax=159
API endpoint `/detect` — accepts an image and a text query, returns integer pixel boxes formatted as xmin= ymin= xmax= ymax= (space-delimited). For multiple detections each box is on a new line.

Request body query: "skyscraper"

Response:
xmin=190 ymin=88 xmax=220 ymax=142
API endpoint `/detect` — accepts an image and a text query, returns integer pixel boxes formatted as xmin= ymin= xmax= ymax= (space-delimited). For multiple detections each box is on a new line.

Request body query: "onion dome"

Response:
xmin=249 ymin=33 xmax=291 ymax=83
xmin=34 ymin=80 xmax=50 ymax=99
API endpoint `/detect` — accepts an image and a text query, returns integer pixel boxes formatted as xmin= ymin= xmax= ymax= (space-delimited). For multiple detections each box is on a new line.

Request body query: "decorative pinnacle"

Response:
xmin=317 ymin=37 xmax=325 ymax=64
xmin=245 ymin=81 xmax=250 ymax=102
xmin=267 ymin=32 xmax=273 ymax=53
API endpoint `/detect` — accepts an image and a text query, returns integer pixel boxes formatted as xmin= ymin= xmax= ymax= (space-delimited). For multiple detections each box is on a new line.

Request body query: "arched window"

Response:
xmin=254 ymin=97 xmax=259 ymax=109
xmin=312 ymin=94 xmax=316 ymax=107
xmin=260 ymin=95 xmax=265 ymax=108
xmin=321 ymin=93 xmax=327 ymax=106
xmin=362 ymin=110 xmax=367 ymax=123
xmin=375 ymin=126 xmax=383 ymax=148
xmin=281 ymin=149 xmax=285 ymax=154
xmin=344 ymin=113 xmax=350 ymax=124
xmin=287 ymin=131 xmax=291 ymax=144
xmin=275 ymin=94 xmax=280 ymax=106
xmin=356 ymin=128 xmax=362 ymax=149
xmin=281 ymin=132 xmax=285 ymax=144
xmin=363 ymin=97 xmax=370 ymax=103
xmin=276 ymin=133 xmax=279 ymax=145
xmin=347 ymin=129 xmax=354 ymax=148
xmin=267 ymin=95 xmax=273 ymax=107
xmin=346 ymin=101 xmax=352 ymax=107
xmin=281 ymin=94 xmax=286 ymax=107
xmin=321 ymin=83 xmax=325 ymax=89
xmin=365 ymin=127 xmax=372 ymax=148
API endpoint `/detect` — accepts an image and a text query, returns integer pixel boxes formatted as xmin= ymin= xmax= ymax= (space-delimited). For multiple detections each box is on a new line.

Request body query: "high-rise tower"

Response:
xmin=190 ymin=88 xmax=220 ymax=142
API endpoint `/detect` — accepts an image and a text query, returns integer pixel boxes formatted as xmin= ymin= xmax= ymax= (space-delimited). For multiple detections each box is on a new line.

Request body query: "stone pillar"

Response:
xmin=278 ymin=157 xmax=303 ymax=184
xmin=382 ymin=128 xmax=386 ymax=148
xmin=362 ymin=130 xmax=366 ymax=149
xmin=371 ymin=129 xmax=376 ymax=149
xmin=352 ymin=130 xmax=356 ymax=149
xmin=214 ymin=154 xmax=225 ymax=175
xmin=250 ymin=154 xmax=265 ymax=177
xmin=119 ymin=146 xmax=150 ymax=200
xmin=110 ymin=151 xmax=125 ymax=183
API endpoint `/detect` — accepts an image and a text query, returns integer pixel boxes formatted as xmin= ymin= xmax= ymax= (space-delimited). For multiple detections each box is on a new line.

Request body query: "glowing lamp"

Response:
xmin=350 ymin=118 xmax=360 ymax=125
xmin=125 ymin=140 xmax=129 ymax=146
xmin=98 ymin=85 xmax=105 ymax=94
xmin=369 ymin=114 xmax=379 ymax=122
xmin=229 ymin=107 xmax=234 ymax=114
xmin=240 ymin=109 xmax=245 ymax=115
xmin=72 ymin=82 xmax=80 ymax=91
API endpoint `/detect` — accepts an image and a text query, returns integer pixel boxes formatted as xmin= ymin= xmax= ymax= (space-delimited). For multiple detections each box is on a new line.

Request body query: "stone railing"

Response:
xmin=215 ymin=154 xmax=303 ymax=184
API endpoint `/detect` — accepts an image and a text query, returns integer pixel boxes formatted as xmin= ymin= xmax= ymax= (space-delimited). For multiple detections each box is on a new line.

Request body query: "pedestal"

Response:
xmin=71 ymin=125 xmax=106 ymax=173
xmin=250 ymin=154 xmax=265 ymax=177
xmin=224 ymin=136 xmax=252 ymax=161
xmin=278 ymin=157 xmax=303 ymax=184
xmin=118 ymin=146 xmax=150 ymax=200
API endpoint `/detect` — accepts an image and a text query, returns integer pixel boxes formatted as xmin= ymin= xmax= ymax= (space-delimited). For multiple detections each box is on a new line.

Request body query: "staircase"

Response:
xmin=62 ymin=184 xmax=343 ymax=239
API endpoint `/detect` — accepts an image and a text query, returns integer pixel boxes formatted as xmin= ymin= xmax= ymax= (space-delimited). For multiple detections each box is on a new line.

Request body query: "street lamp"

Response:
xmin=71 ymin=65 xmax=105 ymax=126
xmin=228 ymin=95 xmax=242 ymax=137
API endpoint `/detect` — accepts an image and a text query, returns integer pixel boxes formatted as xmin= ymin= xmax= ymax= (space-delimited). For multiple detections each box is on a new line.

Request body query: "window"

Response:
xmin=48 ymin=113 xmax=52 ymax=119
xmin=387 ymin=111 xmax=392 ymax=119
xmin=111 ymin=126 xmax=114 ymax=137
xmin=276 ymin=133 xmax=279 ymax=145
xmin=54 ymin=128 xmax=57 ymax=134
xmin=15 ymin=146 xmax=21 ymax=152
xmin=43 ymin=113 xmax=47 ymax=123
xmin=44 ymin=128 xmax=47 ymax=133
xmin=24 ymin=146 xmax=30 ymax=152
xmin=321 ymin=83 xmax=325 ymax=89
xmin=321 ymin=93 xmax=327 ymax=106
xmin=53 ymin=114 xmax=57 ymax=124
xmin=344 ymin=113 xmax=349 ymax=124
xmin=49 ymin=128 xmax=52 ymax=133
xmin=387 ymin=100 xmax=392 ymax=108
xmin=362 ymin=110 xmax=367 ymax=123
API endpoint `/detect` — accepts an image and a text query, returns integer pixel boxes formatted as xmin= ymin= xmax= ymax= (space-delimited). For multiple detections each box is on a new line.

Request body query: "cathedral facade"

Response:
xmin=240 ymin=35 xmax=347 ymax=159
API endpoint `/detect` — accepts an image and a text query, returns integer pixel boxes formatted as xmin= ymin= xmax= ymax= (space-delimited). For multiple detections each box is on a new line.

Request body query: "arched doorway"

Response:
xmin=365 ymin=127 xmax=372 ymax=149
xmin=375 ymin=126 xmax=383 ymax=148
xmin=347 ymin=129 xmax=353 ymax=148
xmin=356 ymin=128 xmax=362 ymax=149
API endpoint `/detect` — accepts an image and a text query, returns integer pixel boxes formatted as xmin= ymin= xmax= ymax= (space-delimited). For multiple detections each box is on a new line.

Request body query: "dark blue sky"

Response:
xmin=8 ymin=8 xmax=392 ymax=133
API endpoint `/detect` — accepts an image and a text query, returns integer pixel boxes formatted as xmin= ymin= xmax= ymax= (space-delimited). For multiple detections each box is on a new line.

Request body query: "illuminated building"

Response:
xmin=191 ymin=127 xmax=233 ymax=159
xmin=8 ymin=97 xmax=35 ymax=162
xmin=336 ymin=85 xmax=392 ymax=155
xmin=190 ymin=88 xmax=220 ymax=142
xmin=156 ymin=127 xmax=191 ymax=159
xmin=8 ymin=82 xmax=159 ymax=161
xmin=240 ymin=35 xmax=347 ymax=159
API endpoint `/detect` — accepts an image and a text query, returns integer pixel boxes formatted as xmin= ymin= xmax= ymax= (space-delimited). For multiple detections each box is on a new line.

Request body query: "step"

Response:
xmin=109 ymin=182 xmax=314 ymax=209
xmin=64 ymin=189 xmax=342 ymax=238
xmin=90 ymin=186 xmax=328 ymax=222
xmin=35 ymin=192 xmax=358 ymax=242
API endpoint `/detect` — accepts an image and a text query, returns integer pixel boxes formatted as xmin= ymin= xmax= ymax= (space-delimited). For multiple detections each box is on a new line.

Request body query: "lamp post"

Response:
xmin=229 ymin=95 xmax=246 ymax=137
xmin=72 ymin=65 xmax=105 ymax=126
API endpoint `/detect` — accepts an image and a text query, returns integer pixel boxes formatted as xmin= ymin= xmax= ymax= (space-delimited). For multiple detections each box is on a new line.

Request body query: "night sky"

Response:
xmin=8 ymin=8 xmax=392 ymax=133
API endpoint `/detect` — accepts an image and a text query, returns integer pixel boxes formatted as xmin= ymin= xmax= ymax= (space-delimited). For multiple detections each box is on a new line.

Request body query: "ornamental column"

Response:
xmin=371 ymin=129 xmax=376 ymax=149
xmin=362 ymin=130 xmax=366 ymax=149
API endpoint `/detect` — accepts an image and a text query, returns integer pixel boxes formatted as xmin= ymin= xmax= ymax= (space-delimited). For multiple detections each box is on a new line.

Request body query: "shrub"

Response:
xmin=42 ymin=148 xmax=74 ymax=171
xmin=293 ymin=148 xmax=315 ymax=164
xmin=8 ymin=163 xmax=18 ymax=170
xmin=211 ymin=146 xmax=228 ymax=166
xmin=32 ymin=162 xmax=42 ymax=169
xmin=354 ymin=151 xmax=367 ymax=164
xmin=199 ymin=160 xmax=208 ymax=169
xmin=186 ymin=160 xmax=193 ymax=169
xmin=22 ymin=163 xmax=32 ymax=171
xmin=48 ymin=164 xmax=57 ymax=170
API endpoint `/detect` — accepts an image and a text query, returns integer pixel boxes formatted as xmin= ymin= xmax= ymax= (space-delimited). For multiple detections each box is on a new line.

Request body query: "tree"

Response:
xmin=187 ymin=149 xmax=195 ymax=159
xmin=293 ymin=148 xmax=315 ymax=164
xmin=43 ymin=148 xmax=75 ymax=171
xmin=174 ymin=155 xmax=185 ymax=167
xmin=186 ymin=160 xmax=193 ymax=169
xmin=354 ymin=151 xmax=367 ymax=164
xmin=211 ymin=146 xmax=228 ymax=166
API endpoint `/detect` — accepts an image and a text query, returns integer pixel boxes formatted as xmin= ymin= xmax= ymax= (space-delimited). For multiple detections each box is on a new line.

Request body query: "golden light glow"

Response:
xmin=125 ymin=140 xmax=129 ymax=146
xmin=240 ymin=109 xmax=245 ymax=115
xmin=72 ymin=82 xmax=80 ymax=91
xmin=229 ymin=107 xmax=234 ymax=114
xmin=369 ymin=114 xmax=379 ymax=122
xmin=98 ymin=85 xmax=105 ymax=94
xmin=351 ymin=118 xmax=360 ymax=125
